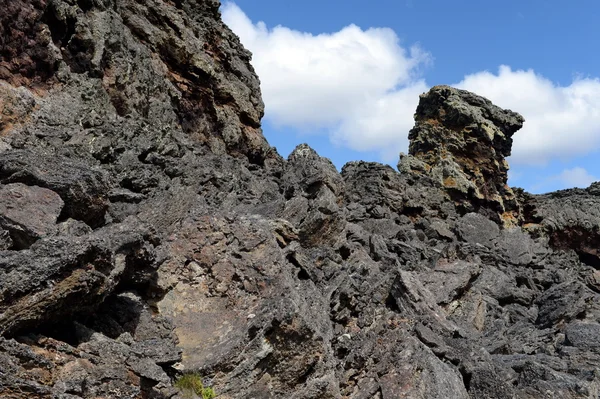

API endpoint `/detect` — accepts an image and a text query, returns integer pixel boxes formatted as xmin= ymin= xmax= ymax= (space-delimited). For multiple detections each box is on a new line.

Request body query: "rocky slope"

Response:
xmin=1 ymin=1 xmax=600 ymax=398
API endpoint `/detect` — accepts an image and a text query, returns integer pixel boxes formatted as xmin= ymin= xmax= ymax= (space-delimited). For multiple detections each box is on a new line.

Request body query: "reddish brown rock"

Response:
xmin=0 ymin=0 xmax=58 ymax=88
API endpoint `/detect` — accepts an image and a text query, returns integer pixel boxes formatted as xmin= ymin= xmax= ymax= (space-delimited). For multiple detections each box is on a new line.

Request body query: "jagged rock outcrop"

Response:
xmin=1 ymin=1 xmax=600 ymax=398
xmin=399 ymin=85 xmax=525 ymax=225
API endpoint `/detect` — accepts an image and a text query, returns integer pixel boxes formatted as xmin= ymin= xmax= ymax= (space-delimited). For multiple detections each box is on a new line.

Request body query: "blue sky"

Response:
xmin=221 ymin=1 xmax=600 ymax=193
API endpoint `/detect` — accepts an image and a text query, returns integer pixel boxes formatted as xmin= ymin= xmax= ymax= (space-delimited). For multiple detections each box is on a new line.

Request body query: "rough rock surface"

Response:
xmin=0 ymin=183 xmax=63 ymax=249
xmin=400 ymin=86 xmax=525 ymax=225
xmin=1 ymin=1 xmax=600 ymax=398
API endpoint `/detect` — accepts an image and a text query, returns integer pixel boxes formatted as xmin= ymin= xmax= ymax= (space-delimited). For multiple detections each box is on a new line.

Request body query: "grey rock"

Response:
xmin=536 ymin=281 xmax=594 ymax=328
xmin=0 ymin=150 xmax=110 ymax=228
xmin=496 ymin=227 xmax=536 ymax=265
xmin=0 ymin=0 xmax=600 ymax=397
xmin=565 ymin=322 xmax=600 ymax=349
xmin=0 ymin=183 xmax=63 ymax=249
xmin=0 ymin=229 xmax=12 ymax=250
xmin=377 ymin=336 xmax=469 ymax=399
xmin=57 ymin=218 xmax=94 ymax=237
xmin=456 ymin=212 xmax=500 ymax=247
xmin=282 ymin=144 xmax=345 ymax=247
xmin=419 ymin=260 xmax=481 ymax=305
xmin=0 ymin=218 xmax=157 ymax=336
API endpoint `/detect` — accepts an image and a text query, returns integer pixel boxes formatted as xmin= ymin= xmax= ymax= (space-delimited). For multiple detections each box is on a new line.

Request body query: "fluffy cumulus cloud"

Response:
xmin=458 ymin=67 xmax=600 ymax=165
xmin=221 ymin=2 xmax=430 ymax=161
xmin=223 ymin=3 xmax=600 ymax=167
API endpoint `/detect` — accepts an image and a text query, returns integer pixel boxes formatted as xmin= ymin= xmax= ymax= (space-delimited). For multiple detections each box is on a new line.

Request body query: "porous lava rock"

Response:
xmin=400 ymin=85 xmax=525 ymax=225
xmin=1 ymin=1 xmax=600 ymax=398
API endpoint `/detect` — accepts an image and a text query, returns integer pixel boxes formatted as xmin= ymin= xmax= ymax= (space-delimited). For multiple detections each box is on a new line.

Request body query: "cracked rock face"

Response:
xmin=400 ymin=85 xmax=525 ymax=225
xmin=1 ymin=1 xmax=600 ymax=398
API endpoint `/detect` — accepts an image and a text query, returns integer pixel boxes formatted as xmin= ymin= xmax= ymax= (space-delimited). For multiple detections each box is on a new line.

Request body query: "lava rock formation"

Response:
xmin=1 ymin=1 xmax=600 ymax=398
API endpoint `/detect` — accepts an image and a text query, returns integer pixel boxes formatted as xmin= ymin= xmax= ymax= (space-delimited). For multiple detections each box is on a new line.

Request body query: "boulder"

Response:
xmin=0 ymin=183 xmax=63 ymax=249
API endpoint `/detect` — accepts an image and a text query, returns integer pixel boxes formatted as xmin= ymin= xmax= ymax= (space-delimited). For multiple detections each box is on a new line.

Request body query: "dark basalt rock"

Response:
xmin=1 ymin=1 xmax=600 ymax=398
xmin=0 ymin=150 xmax=111 ymax=228
xmin=400 ymin=85 xmax=525 ymax=225
xmin=0 ymin=183 xmax=63 ymax=249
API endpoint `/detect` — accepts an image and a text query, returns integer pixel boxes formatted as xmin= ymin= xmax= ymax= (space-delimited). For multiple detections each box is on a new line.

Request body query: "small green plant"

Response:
xmin=201 ymin=386 xmax=216 ymax=399
xmin=174 ymin=373 xmax=216 ymax=399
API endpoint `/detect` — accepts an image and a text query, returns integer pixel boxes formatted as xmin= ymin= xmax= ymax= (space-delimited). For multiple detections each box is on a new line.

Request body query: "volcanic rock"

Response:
xmin=399 ymin=85 xmax=525 ymax=225
xmin=1 ymin=0 xmax=600 ymax=398
xmin=0 ymin=183 xmax=63 ymax=249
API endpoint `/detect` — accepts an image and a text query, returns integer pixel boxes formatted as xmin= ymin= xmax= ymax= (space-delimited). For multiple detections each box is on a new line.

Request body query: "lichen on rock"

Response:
xmin=399 ymin=85 xmax=525 ymax=225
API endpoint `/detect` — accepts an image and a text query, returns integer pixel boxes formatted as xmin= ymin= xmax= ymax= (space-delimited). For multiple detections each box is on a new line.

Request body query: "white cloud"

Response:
xmin=223 ymin=3 xmax=600 ymax=169
xmin=457 ymin=66 xmax=600 ymax=165
xmin=221 ymin=2 xmax=430 ymax=161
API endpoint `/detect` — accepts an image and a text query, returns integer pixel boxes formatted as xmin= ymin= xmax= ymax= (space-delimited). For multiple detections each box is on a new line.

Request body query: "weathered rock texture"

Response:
xmin=400 ymin=86 xmax=525 ymax=225
xmin=1 ymin=1 xmax=600 ymax=398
